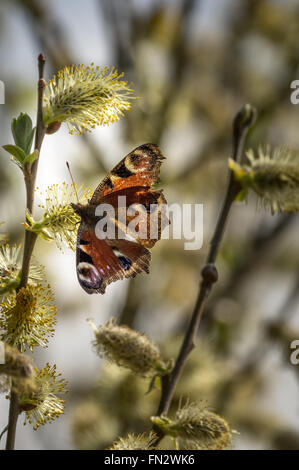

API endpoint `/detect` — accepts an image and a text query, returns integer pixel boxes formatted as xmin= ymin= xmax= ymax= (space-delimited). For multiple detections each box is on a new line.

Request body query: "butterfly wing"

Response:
xmin=98 ymin=186 xmax=168 ymax=249
xmin=76 ymin=222 xmax=151 ymax=294
xmin=90 ymin=143 xmax=165 ymax=201
xmin=75 ymin=143 xmax=167 ymax=294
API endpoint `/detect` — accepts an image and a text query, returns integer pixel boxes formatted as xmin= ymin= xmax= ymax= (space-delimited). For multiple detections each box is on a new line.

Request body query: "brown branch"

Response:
xmin=18 ymin=56 xmax=45 ymax=290
xmin=153 ymin=104 xmax=257 ymax=442
xmin=200 ymin=213 xmax=294 ymax=337
xmin=6 ymin=53 xmax=46 ymax=451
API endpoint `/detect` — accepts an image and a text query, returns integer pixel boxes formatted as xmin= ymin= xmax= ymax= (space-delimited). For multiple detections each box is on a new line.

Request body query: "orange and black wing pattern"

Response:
xmin=76 ymin=223 xmax=151 ymax=294
xmin=75 ymin=143 xmax=168 ymax=294
xmin=90 ymin=143 xmax=165 ymax=201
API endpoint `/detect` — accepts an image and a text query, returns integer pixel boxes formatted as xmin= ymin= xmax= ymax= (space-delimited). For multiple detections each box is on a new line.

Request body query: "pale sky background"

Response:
xmin=0 ymin=0 xmax=299 ymax=450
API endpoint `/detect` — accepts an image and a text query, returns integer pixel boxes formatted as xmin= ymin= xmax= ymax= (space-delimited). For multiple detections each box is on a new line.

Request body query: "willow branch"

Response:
xmin=6 ymin=53 xmax=46 ymax=451
xmin=19 ymin=54 xmax=46 ymax=290
xmin=153 ymin=104 xmax=257 ymax=441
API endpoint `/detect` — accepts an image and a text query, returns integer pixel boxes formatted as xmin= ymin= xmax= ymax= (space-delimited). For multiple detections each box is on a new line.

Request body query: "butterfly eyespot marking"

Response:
xmin=77 ymin=262 xmax=102 ymax=289
xmin=112 ymin=160 xmax=134 ymax=178
xmin=78 ymin=264 xmax=91 ymax=277
xmin=110 ymin=247 xmax=132 ymax=271
xmin=118 ymin=256 xmax=132 ymax=270
xmin=126 ymin=152 xmax=152 ymax=173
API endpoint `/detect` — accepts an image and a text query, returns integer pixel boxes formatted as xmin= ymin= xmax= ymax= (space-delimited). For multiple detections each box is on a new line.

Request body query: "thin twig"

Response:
xmin=153 ymin=104 xmax=257 ymax=442
xmin=5 ymin=53 xmax=46 ymax=451
xmin=200 ymin=213 xmax=294 ymax=336
xmin=18 ymin=55 xmax=45 ymax=290
xmin=0 ymin=425 xmax=8 ymax=442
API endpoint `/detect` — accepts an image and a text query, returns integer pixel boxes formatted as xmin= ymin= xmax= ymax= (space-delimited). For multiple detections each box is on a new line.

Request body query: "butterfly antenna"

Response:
xmin=66 ymin=161 xmax=79 ymax=203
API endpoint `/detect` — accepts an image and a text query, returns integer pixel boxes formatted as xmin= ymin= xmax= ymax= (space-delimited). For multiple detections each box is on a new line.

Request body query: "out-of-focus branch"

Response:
xmin=153 ymin=104 xmax=257 ymax=442
xmin=98 ymin=0 xmax=134 ymax=73
xmin=201 ymin=213 xmax=295 ymax=335
xmin=117 ymin=0 xmax=199 ymax=327
xmin=150 ymin=0 xmax=198 ymax=143
xmin=215 ymin=272 xmax=299 ymax=421
xmin=118 ymin=278 xmax=141 ymax=326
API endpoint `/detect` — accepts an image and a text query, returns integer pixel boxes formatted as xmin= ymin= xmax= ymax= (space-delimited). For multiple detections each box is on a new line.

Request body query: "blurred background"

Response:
xmin=1 ymin=0 xmax=299 ymax=450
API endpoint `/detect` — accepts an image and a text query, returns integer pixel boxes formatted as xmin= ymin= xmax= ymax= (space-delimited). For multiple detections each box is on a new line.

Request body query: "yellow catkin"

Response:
xmin=90 ymin=318 xmax=168 ymax=377
xmin=43 ymin=64 xmax=135 ymax=134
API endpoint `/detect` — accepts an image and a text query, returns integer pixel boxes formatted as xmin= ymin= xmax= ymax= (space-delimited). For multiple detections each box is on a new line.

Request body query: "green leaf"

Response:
xmin=24 ymin=149 xmax=39 ymax=165
xmin=234 ymin=188 xmax=248 ymax=202
xmin=11 ymin=113 xmax=35 ymax=155
xmin=0 ymin=279 xmax=20 ymax=296
xmin=146 ymin=374 xmax=162 ymax=394
xmin=2 ymin=144 xmax=27 ymax=169
xmin=154 ymin=375 xmax=162 ymax=390
xmin=23 ymin=210 xmax=53 ymax=242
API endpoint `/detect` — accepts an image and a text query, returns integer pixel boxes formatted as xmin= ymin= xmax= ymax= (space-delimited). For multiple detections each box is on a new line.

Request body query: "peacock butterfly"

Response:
xmin=71 ymin=143 xmax=168 ymax=294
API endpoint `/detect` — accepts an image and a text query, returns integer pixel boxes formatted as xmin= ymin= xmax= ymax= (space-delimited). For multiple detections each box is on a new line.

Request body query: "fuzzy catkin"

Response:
xmin=230 ymin=146 xmax=299 ymax=213
xmin=108 ymin=432 xmax=157 ymax=450
xmin=152 ymin=403 xmax=232 ymax=450
xmin=43 ymin=64 xmax=135 ymax=134
xmin=91 ymin=318 xmax=167 ymax=377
